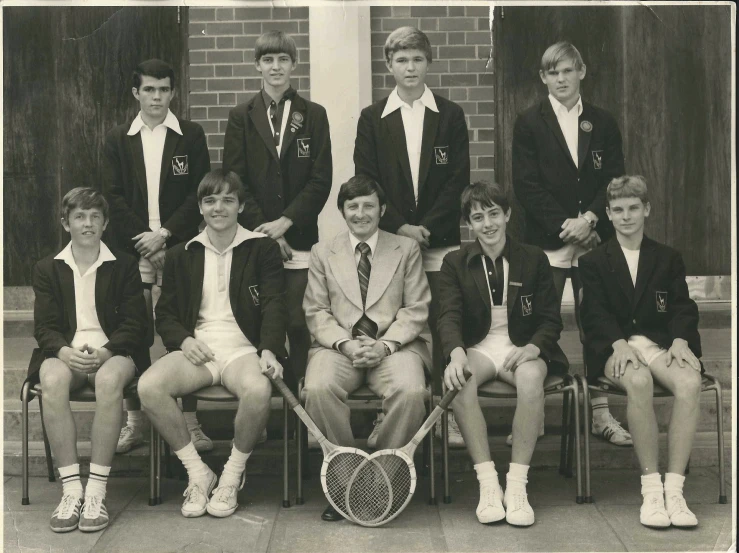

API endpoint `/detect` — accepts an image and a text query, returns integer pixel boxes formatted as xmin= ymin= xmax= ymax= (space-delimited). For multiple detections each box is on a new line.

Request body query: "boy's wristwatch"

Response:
xmin=158 ymin=227 xmax=171 ymax=241
xmin=580 ymin=213 xmax=597 ymax=229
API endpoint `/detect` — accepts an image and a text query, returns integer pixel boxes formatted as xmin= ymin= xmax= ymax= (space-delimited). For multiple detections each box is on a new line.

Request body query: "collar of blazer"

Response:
xmin=540 ymin=99 xmax=594 ymax=173
xmin=605 ymin=235 xmax=657 ymax=309
xmin=127 ymin=116 xmax=183 ymax=203
xmin=247 ymin=91 xmax=307 ymax=163
xmin=463 ymin=236 xmax=523 ymax=318
xmin=381 ymin=93 xmax=441 ymax=200
xmin=327 ymin=230 xmax=404 ymax=312
xmin=54 ymin=255 xmax=116 ymax=334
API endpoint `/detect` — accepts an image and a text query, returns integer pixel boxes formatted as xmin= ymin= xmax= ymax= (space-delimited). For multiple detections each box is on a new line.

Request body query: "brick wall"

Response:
xmin=370 ymin=5 xmax=495 ymax=190
xmin=187 ymin=6 xmax=310 ymax=168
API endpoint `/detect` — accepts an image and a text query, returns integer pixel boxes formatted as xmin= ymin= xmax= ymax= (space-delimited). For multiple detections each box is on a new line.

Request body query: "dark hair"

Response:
xmin=540 ymin=42 xmax=584 ymax=72
xmin=197 ymin=170 xmax=246 ymax=204
xmin=607 ymin=175 xmax=649 ymax=205
xmin=133 ymin=59 xmax=176 ymax=90
xmin=384 ymin=26 xmax=433 ymax=63
xmin=61 ymin=187 xmax=109 ymax=222
xmin=255 ymin=31 xmax=298 ymax=63
xmin=337 ymin=175 xmax=386 ymax=212
xmin=460 ymin=181 xmax=510 ymax=222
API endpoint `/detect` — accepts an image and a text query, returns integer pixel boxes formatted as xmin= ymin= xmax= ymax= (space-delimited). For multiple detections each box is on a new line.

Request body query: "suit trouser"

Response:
xmin=285 ymin=268 xmax=310 ymax=384
xmin=426 ymin=270 xmax=443 ymax=394
xmin=304 ymin=348 xmax=426 ymax=450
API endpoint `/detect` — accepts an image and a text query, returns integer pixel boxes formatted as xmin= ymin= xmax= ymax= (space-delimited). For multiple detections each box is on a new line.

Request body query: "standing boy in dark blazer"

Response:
xmin=512 ymin=42 xmax=630 ymax=447
xmin=31 ymin=188 xmax=149 ymax=533
xmin=580 ymin=176 xmax=702 ymax=528
xmin=138 ymin=170 xmax=287 ymax=520
xmin=354 ymin=26 xmax=470 ymax=446
xmin=223 ymin=31 xmax=332 ymax=388
xmin=104 ymin=59 xmax=213 ymax=454
xmin=439 ymin=181 xmax=567 ymax=527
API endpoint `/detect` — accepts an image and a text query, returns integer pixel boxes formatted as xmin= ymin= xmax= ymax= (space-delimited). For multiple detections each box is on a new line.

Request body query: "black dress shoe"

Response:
xmin=321 ymin=504 xmax=343 ymax=522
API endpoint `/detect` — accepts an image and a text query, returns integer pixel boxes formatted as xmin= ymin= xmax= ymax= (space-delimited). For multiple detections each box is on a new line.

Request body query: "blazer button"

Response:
xmin=278 ymin=194 xmax=282 ymax=200
xmin=632 ymin=319 xmax=637 ymax=324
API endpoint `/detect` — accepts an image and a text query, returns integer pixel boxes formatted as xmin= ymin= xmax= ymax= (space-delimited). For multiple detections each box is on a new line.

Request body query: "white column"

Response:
xmin=309 ymin=6 xmax=372 ymax=241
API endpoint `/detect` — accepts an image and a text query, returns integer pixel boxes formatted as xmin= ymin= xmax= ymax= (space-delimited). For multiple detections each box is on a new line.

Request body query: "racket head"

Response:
xmin=345 ymin=449 xmax=416 ymax=527
xmin=319 ymin=446 xmax=372 ymax=521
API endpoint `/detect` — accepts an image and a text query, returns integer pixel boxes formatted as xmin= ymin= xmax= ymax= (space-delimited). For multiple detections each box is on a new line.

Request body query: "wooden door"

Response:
xmin=494 ymin=5 xmax=731 ymax=274
xmin=3 ymin=6 xmax=188 ymax=285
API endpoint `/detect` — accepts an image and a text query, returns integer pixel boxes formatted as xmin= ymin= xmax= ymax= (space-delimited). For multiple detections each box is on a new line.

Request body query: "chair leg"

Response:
xmin=296 ymin=413 xmax=304 ymax=505
xmin=420 ymin=395 xmax=429 ymax=477
xmin=428 ymin=399 xmax=436 ymax=506
xmin=559 ymin=388 xmax=571 ymax=476
xmin=442 ymin=400 xmax=451 ymax=504
xmin=712 ymin=379 xmax=727 ymax=504
xmin=282 ymin=398 xmax=291 ymax=508
xmin=149 ymin=425 xmax=157 ymax=506
xmin=164 ymin=441 xmax=173 ymax=479
xmin=37 ymin=397 xmax=55 ymax=482
xmin=580 ymin=377 xmax=592 ymax=503
xmin=571 ymin=379 xmax=583 ymax=504
xmin=21 ymin=382 xmax=31 ymax=505
xmin=565 ymin=390 xmax=575 ymax=479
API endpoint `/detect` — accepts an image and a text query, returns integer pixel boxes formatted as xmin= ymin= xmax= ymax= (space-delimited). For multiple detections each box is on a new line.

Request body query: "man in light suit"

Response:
xmin=303 ymin=175 xmax=431 ymax=522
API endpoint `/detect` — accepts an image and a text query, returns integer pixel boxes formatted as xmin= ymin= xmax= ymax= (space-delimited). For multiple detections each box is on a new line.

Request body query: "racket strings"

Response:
xmin=325 ymin=452 xmax=368 ymax=516
xmin=346 ymin=456 xmax=413 ymax=525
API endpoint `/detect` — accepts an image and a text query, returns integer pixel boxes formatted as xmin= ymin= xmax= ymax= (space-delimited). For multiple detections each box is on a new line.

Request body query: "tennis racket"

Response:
xmin=267 ymin=371 xmax=371 ymax=521
xmin=345 ymin=368 xmax=472 ymax=526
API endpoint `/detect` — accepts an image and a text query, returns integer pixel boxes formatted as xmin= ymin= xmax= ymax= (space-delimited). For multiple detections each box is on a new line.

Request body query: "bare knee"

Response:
xmin=514 ymin=363 xmax=546 ymax=401
xmin=625 ymin=369 xmax=654 ymax=400
xmin=672 ymin=370 xmax=702 ymax=401
xmin=39 ymin=359 xmax=72 ymax=399
xmin=137 ymin=370 xmax=167 ymax=409
xmin=236 ymin=375 xmax=272 ymax=407
xmin=94 ymin=368 xmax=127 ymax=402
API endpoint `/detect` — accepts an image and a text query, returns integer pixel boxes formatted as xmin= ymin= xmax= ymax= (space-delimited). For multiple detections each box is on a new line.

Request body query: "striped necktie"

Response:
xmin=352 ymin=242 xmax=378 ymax=339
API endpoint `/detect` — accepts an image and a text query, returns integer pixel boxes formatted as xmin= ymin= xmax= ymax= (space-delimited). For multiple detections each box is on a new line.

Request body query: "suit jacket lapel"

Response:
xmin=365 ymin=232 xmax=402 ymax=310
xmin=57 ymin=260 xmax=77 ymax=333
xmin=159 ymin=128 xmax=181 ymax=194
xmin=633 ymin=237 xmax=656 ymax=309
xmin=279 ymin=96 xmax=301 ymax=161
xmin=605 ymin=238 xmax=635 ymax=306
xmin=189 ymin=247 xmax=206 ymax=327
xmin=577 ymin=104 xmax=593 ymax=172
xmin=248 ymin=95 xmax=280 ymax=163
xmin=506 ymin=240 xmax=523 ymax=319
xmin=94 ymin=261 xmax=114 ymax=328
xmin=384 ymin=110 xmax=415 ymax=195
xmin=229 ymin=242 xmax=249 ymax=309
xmin=327 ymin=234 xmax=363 ymax=311
xmin=417 ymin=107 xmax=439 ymax=199
xmin=465 ymin=242 xmax=492 ymax=313
xmin=128 ymin=134 xmax=148 ymax=203
xmin=541 ymin=100 xmax=577 ymax=171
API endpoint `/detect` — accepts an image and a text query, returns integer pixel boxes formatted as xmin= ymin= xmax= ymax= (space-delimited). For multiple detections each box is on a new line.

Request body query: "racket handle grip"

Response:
xmin=438 ymin=367 xmax=472 ymax=410
xmin=267 ymin=370 xmax=301 ymax=409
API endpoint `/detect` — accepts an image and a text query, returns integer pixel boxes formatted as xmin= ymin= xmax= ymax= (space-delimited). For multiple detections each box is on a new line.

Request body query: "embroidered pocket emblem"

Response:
xmin=172 ymin=155 xmax=189 ymax=175
xmin=297 ymin=138 xmax=311 ymax=158
xmin=521 ymin=294 xmax=533 ymax=316
xmin=656 ymin=291 xmax=667 ymax=312
xmin=249 ymin=285 xmax=260 ymax=306
xmin=592 ymin=150 xmax=603 ymax=170
xmin=434 ymin=146 xmax=449 ymax=165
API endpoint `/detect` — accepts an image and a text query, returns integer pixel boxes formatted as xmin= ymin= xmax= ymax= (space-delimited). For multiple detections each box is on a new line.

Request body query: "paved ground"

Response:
xmin=4 ymin=468 xmax=734 ymax=553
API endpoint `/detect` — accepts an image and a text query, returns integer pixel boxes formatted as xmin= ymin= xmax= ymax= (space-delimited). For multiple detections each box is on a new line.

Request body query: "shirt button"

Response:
xmin=632 ymin=319 xmax=637 ymax=324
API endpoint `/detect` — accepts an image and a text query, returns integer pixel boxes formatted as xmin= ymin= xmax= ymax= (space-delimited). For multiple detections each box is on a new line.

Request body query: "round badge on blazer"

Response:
xmin=580 ymin=120 xmax=593 ymax=132
xmin=292 ymin=112 xmax=304 ymax=124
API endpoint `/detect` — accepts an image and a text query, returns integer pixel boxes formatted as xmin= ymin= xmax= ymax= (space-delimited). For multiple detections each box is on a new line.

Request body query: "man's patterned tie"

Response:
xmin=352 ymin=242 xmax=378 ymax=339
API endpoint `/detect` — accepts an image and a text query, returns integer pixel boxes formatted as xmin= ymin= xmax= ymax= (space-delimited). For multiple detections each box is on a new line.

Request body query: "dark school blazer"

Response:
xmin=222 ymin=92 xmax=332 ymax=252
xmin=437 ymin=237 xmax=568 ymax=375
xmin=579 ymin=236 xmax=702 ymax=382
xmin=28 ymin=246 xmax=150 ymax=386
xmin=354 ymin=92 xmax=470 ymax=250
xmin=512 ymin=99 xmax=625 ymax=251
xmin=103 ymin=116 xmax=211 ymax=257
xmin=155 ymin=235 xmax=288 ymax=359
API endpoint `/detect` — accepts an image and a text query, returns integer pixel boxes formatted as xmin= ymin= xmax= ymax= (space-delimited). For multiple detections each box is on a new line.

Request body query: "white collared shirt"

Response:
xmin=548 ymin=94 xmax=583 ymax=167
xmin=186 ymin=225 xmax=264 ymax=330
xmin=621 ymin=246 xmax=640 ymax=286
xmin=349 ymin=230 xmax=379 ymax=267
xmin=55 ymin=242 xmax=117 ymax=349
xmin=127 ymin=109 xmax=183 ymax=231
xmin=382 ymin=85 xmax=439 ymax=204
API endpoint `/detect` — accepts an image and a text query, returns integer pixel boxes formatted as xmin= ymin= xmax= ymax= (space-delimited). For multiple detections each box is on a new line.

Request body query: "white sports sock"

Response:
xmin=126 ymin=409 xmax=145 ymax=427
xmin=58 ymin=464 xmax=83 ymax=498
xmin=219 ymin=445 xmax=251 ymax=488
xmin=473 ymin=461 xmax=498 ymax=484
xmin=664 ymin=472 xmax=685 ymax=495
xmin=86 ymin=463 xmax=110 ymax=499
xmin=506 ymin=462 xmax=529 ymax=491
xmin=640 ymin=472 xmax=664 ymax=496
xmin=591 ymin=398 xmax=609 ymax=425
xmin=183 ymin=411 xmax=200 ymax=432
xmin=174 ymin=442 xmax=210 ymax=481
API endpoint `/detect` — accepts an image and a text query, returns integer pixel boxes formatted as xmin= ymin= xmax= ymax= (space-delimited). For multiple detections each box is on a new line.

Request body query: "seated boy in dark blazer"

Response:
xmin=580 ymin=175 xmax=702 ymax=528
xmin=438 ymin=181 xmax=567 ymax=527
xmin=31 ymin=187 xmax=149 ymax=533
xmin=138 ymin=170 xmax=287 ymax=520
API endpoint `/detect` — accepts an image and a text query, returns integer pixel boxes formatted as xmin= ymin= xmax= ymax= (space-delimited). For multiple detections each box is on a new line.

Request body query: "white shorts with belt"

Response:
xmin=194 ymin=322 xmax=257 ymax=385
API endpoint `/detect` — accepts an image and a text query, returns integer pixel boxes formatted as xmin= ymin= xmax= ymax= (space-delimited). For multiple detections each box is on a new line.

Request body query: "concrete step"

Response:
xmin=5 ymin=389 xmax=731 ymax=443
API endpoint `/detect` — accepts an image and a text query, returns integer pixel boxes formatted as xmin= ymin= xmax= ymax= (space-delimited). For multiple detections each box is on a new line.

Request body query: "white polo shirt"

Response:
xmin=127 ymin=109 xmax=183 ymax=231
xmin=548 ymin=94 xmax=583 ymax=167
xmin=55 ymin=242 xmax=116 ymax=349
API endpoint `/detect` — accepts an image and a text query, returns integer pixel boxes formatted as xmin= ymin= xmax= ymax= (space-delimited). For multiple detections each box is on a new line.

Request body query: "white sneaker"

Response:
xmin=592 ymin=413 xmax=633 ymax=446
xmin=207 ymin=472 xmax=246 ymax=518
xmin=49 ymin=493 xmax=83 ymax=533
xmin=666 ymin=493 xmax=698 ymax=527
xmin=367 ymin=412 xmax=384 ymax=449
xmin=476 ymin=481 xmax=506 ymax=523
xmin=189 ymin=425 xmax=214 ymax=452
xmin=506 ymin=419 xmax=545 ymax=447
xmin=640 ymin=492 xmax=671 ymax=528
xmin=116 ymin=425 xmax=145 ymax=454
xmin=181 ymin=469 xmax=217 ymax=518
xmin=503 ymin=487 xmax=535 ymax=526
xmin=78 ymin=495 xmax=109 ymax=533
xmin=435 ymin=412 xmax=465 ymax=448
